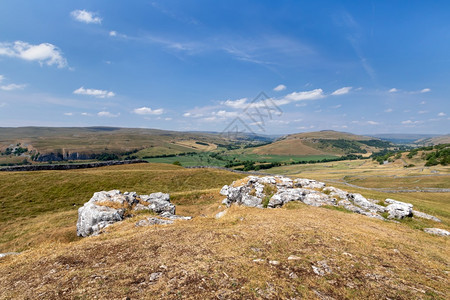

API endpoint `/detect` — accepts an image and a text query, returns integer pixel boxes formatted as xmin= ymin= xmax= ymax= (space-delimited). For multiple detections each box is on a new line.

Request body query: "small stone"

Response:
xmin=269 ymin=260 xmax=280 ymax=265
xmin=135 ymin=217 xmax=174 ymax=227
xmin=288 ymin=255 xmax=301 ymax=260
xmin=215 ymin=210 xmax=227 ymax=219
xmin=253 ymin=258 xmax=265 ymax=263
xmin=312 ymin=260 xmax=332 ymax=276
xmin=149 ymin=272 xmax=162 ymax=282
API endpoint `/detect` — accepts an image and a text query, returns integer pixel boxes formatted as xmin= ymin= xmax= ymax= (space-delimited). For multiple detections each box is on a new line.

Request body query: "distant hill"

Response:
xmin=251 ymin=130 xmax=392 ymax=156
xmin=0 ymin=127 xmax=271 ymax=163
xmin=371 ymin=133 xmax=439 ymax=145
xmin=414 ymin=134 xmax=450 ymax=146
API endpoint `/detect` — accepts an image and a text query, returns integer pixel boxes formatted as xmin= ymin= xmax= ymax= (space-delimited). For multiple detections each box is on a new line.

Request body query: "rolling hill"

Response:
xmin=251 ymin=130 xmax=392 ymax=156
xmin=0 ymin=127 xmax=272 ymax=163
xmin=414 ymin=134 xmax=450 ymax=146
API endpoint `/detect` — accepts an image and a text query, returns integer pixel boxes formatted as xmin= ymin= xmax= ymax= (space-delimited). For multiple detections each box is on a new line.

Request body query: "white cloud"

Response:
xmin=133 ymin=107 xmax=164 ymax=115
xmin=98 ymin=111 xmax=119 ymax=117
xmin=0 ymin=75 xmax=26 ymax=91
xmin=0 ymin=83 xmax=26 ymax=91
xmin=284 ymin=89 xmax=325 ymax=102
xmin=64 ymin=112 xmax=73 ymax=116
xmin=273 ymin=84 xmax=286 ymax=92
xmin=331 ymin=104 xmax=342 ymax=109
xmin=71 ymin=9 xmax=102 ymax=24
xmin=109 ymin=31 xmax=117 ymax=37
xmin=420 ymin=101 xmax=426 ymax=105
xmin=438 ymin=112 xmax=446 ymax=117
xmin=81 ymin=112 xmax=93 ymax=116
xmin=418 ymin=110 xmax=428 ymax=114
xmin=367 ymin=121 xmax=379 ymax=125
xmin=215 ymin=110 xmax=238 ymax=118
xmin=384 ymin=108 xmax=393 ymax=113
xmin=0 ymin=41 xmax=68 ymax=68
xmin=164 ymin=117 xmax=172 ymax=121
xmin=389 ymin=88 xmax=398 ymax=93
xmin=183 ymin=112 xmax=192 ymax=117
xmin=331 ymin=86 xmax=352 ymax=96
xmin=401 ymin=120 xmax=422 ymax=125
xmin=73 ymin=87 xmax=115 ymax=98
xmin=202 ymin=116 xmax=217 ymax=122
xmin=222 ymin=98 xmax=248 ymax=109
xmin=420 ymin=88 xmax=431 ymax=93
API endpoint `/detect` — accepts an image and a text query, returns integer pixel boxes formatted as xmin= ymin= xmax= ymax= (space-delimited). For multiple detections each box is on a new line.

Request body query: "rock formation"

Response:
xmin=220 ymin=175 xmax=442 ymax=223
xmin=77 ymin=190 xmax=189 ymax=237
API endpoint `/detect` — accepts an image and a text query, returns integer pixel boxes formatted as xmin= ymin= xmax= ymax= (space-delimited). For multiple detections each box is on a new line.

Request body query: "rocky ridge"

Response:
xmin=77 ymin=190 xmax=190 ymax=237
xmin=220 ymin=176 xmax=445 ymax=233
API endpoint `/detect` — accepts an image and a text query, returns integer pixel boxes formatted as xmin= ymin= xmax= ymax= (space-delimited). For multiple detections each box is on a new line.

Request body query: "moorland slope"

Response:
xmin=0 ymin=162 xmax=449 ymax=299
xmin=251 ymin=130 xmax=391 ymax=156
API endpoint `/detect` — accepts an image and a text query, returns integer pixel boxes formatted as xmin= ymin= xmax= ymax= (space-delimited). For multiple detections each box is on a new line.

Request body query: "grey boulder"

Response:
xmin=385 ymin=198 xmax=413 ymax=219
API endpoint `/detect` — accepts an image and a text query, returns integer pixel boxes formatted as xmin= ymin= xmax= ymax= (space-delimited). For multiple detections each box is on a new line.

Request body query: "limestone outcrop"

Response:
xmin=77 ymin=190 xmax=189 ymax=237
xmin=423 ymin=228 xmax=450 ymax=236
xmin=220 ymin=176 xmax=442 ymax=223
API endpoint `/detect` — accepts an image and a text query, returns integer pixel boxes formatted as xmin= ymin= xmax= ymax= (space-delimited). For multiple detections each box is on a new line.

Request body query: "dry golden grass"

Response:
xmin=252 ymin=138 xmax=329 ymax=156
xmin=1 ymin=161 xmax=449 ymax=299
xmin=1 ymin=205 xmax=448 ymax=299
xmin=0 ymin=163 xmax=244 ymax=252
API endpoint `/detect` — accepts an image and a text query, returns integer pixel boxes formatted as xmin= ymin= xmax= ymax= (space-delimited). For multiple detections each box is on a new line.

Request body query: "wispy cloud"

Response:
xmin=221 ymin=89 xmax=325 ymax=110
xmin=388 ymin=88 xmax=398 ymax=93
xmin=70 ymin=10 xmax=102 ymax=24
xmin=384 ymin=108 xmax=393 ymax=113
xmin=438 ymin=112 xmax=446 ymax=117
xmin=331 ymin=86 xmax=352 ymax=96
xmin=73 ymin=87 xmax=115 ymax=98
xmin=64 ymin=112 xmax=73 ymax=116
xmin=367 ymin=120 xmax=379 ymax=125
xmin=401 ymin=120 xmax=422 ymax=125
xmin=0 ymin=83 xmax=26 ymax=91
xmin=0 ymin=41 xmax=68 ymax=68
xmin=0 ymin=75 xmax=26 ymax=91
xmin=133 ymin=107 xmax=164 ymax=115
xmin=273 ymin=84 xmax=286 ymax=92
xmin=98 ymin=111 xmax=119 ymax=117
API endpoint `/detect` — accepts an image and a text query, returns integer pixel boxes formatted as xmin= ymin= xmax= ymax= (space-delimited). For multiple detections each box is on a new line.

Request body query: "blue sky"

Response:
xmin=0 ymin=0 xmax=449 ymax=135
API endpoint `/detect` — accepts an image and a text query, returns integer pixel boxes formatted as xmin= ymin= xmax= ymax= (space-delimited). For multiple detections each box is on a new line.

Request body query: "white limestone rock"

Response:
xmin=77 ymin=190 xmax=181 ymax=237
xmin=413 ymin=210 xmax=441 ymax=222
xmin=423 ymin=228 xmax=450 ymax=236
xmin=385 ymin=199 xmax=413 ymax=219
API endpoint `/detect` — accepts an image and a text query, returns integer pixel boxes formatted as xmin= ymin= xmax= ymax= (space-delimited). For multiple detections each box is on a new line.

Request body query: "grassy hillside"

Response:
xmin=0 ymin=162 xmax=449 ymax=298
xmin=415 ymin=134 xmax=450 ymax=146
xmin=0 ymin=127 xmax=274 ymax=165
xmin=0 ymin=127 xmax=230 ymax=154
xmin=251 ymin=130 xmax=392 ymax=156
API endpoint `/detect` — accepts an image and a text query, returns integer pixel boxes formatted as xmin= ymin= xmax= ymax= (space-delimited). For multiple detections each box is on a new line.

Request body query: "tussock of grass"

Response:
xmin=262 ymin=184 xmax=278 ymax=208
